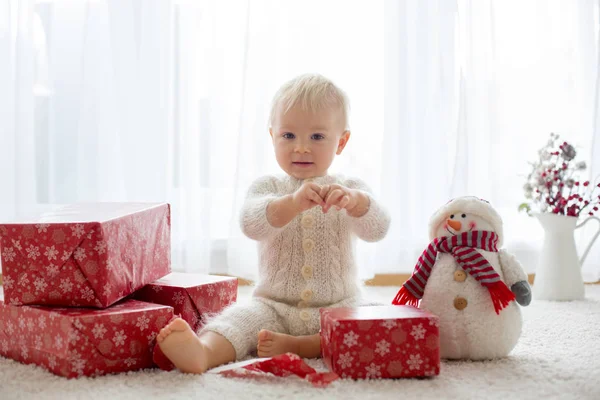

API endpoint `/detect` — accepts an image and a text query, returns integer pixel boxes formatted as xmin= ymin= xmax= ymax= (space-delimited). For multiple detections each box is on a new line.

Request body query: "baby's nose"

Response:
xmin=295 ymin=143 xmax=311 ymax=153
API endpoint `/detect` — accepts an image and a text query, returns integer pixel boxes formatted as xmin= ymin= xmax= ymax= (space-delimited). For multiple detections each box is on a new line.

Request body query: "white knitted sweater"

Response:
xmin=240 ymin=174 xmax=391 ymax=309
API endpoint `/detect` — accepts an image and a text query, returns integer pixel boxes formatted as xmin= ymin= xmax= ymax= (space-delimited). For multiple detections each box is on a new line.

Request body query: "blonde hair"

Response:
xmin=269 ymin=73 xmax=350 ymax=129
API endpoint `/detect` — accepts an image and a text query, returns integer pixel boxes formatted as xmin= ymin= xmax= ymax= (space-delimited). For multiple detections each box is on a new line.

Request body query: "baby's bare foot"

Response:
xmin=257 ymin=329 xmax=298 ymax=357
xmin=157 ymin=318 xmax=208 ymax=374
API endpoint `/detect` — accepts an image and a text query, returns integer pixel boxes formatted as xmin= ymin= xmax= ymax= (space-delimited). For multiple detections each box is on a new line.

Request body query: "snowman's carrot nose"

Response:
xmin=447 ymin=219 xmax=462 ymax=231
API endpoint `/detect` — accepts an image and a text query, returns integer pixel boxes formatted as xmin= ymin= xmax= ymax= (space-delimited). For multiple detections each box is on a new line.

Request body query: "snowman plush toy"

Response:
xmin=393 ymin=196 xmax=532 ymax=360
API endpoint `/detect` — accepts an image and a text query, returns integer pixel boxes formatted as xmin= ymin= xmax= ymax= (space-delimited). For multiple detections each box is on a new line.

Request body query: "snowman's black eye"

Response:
xmin=450 ymin=214 xmax=455 ymax=219
xmin=461 ymin=214 xmax=466 ymax=218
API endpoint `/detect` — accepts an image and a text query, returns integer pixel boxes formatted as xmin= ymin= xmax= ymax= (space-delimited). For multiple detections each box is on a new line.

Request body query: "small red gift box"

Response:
xmin=0 ymin=295 xmax=173 ymax=378
xmin=320 ymin=306 xmax=440 ymax=379
xmin=0 ymin=203 xmax=171 ymax=308
xmin=133 ymin=273 xmax=238 ymax=331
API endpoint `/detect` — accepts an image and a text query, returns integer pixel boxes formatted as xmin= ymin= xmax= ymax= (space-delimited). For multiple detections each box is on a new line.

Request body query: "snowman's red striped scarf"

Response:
xmin=392 ymin=230 xmax=515 ymax=315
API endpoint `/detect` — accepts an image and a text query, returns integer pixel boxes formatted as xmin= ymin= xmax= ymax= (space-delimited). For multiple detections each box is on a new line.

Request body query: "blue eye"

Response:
xmin=311 ymin=133 xmax=324 ymax=140
xmin=283 ymin=132 xmax=295 ymax=139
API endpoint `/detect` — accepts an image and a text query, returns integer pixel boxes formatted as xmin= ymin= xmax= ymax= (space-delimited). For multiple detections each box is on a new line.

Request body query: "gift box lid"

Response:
xmin=321 ymin=305 xmax=438 ymax=322
xmin=0 ymin=203 xmax=168 ymax=224
xmin=151 ymin=273 xmax=235 ymax=289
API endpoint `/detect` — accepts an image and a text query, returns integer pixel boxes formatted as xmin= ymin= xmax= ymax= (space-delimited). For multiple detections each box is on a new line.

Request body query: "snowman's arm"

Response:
xmin=498 ymin=248 xmax=528 ymax=287
xmin=499 ymin=249 xmax=531 ymax=306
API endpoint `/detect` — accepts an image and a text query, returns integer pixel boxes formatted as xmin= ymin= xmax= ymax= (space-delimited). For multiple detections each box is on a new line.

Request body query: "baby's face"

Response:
xmin=270 ymin=104 xmax=349 ymax=179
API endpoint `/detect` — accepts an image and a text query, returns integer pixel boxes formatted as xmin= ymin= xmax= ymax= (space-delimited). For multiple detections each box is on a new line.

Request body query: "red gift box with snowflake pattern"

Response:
xmin=133 ymin=273 xmax=237 ymax=332
xmin=0 ymin=203 xmax=171 ymax=308
xmin=320 ymin=306 xmax=440 ymax=379
xmin=0 ymin=295 xmax=173 ymax=378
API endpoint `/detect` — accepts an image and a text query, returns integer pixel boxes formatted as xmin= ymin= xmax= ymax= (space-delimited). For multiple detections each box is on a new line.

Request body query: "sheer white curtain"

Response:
xmin=1 ymin=0 xmax=599 ymax=282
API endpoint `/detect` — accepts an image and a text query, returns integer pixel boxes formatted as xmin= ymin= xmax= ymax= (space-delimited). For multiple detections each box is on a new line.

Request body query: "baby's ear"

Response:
xmin=336 ymin=131 xmax=351 ymax=155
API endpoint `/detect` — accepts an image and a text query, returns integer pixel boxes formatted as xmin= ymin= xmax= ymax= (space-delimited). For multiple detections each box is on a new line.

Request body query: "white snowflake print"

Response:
xmin=219 ymin=288 xmax=227 ymax=301
xmin=2 ymin=275 xmax=14 ymax=289
xmin=151 ymin=285 xmax=163 ymax=293
xmin=36 ymin=223 xmax=50 ymax=233
xmin=26 ymin=244 xmax=41 ymax=260
xmin=26 ymin=319 xmax=35 ymax=332
xmin=11 ymin=239 xmax=22 ymax=251
xmin=61 ymin=250 xmax=71 ymax=262
xmin=71 ymin=224 xmax=85 ymax=238
xmin=124 ymin=358 xmax=136 ymax=367
xmin=6 ymin=321 xmax=15 ymax=335
xmin=94 ymin=241 xmax=107 ymax=255
xmin=68 ymin=329 xmax=80 ymax=345
xmin=34 ymin=335 xmax=42 ymax=349
xmin=34 ymin=277 xmax=48 ymax=293
xmin=71 ymin=357 xmax=85 ymax=376
xmin=48 ymin=354 xmax=57 ymax=369
xmin=73 ymin=247 xmax=86 ymax=262
xmin=44 ymin=245 xmax=59 ymax=261
xmin=343 ymin=331 xmax=359 ymax=348
xmin=172 ymin=292 xmax=185 ymax=305
xmin=207 ymin=285 xmax=215 ymax=297
xmin=147 ymin=332 xmax=157 ymax=344
xmin=365 ymin=363 xmax=382 ymax=379
xmin=1 ymin=247 xmax=16 ymax=262
xmin=407 ymin=354 xmax=423 ymax=370
xmin=18 ymin=273 xmax=30 ymax=287
xmin=81 ymin=286 xmax=95 ymax=302
xmin=410 ymin=323 xmax=426 ymax=341
xmin=337 ymin=352 xmax=354 ymax=369
xmin=60 ymin=279 xmax=73 ymax=293
xmin=92 ymin=323 xmax=107 ymax=339
xmin=103 ymin=283 xmax=113 ymax=298
xmin=429 ymin=318 xmax=439 ymax=328
xmin=21 ymin=345 xmax=29 ymax=360
xmin=113 ymin=330 xmax=127 ymax=347
xmin=19 ymin=319 xmax=26 ymax=330
xmin=55 ymin=335 xmax=64 ymax=350
xmin=1 ymin=339 xmax=9 ymax=353
xmin=136 ymin=315 xmax=149 ymax=331
xmin=381 ymin=319 xmax=397 ymax=330
xmin=38 ymin=316 xmax=46 ymax=329
xmin=46 ymin=264 xmax=60 ymax=276
xmin=375 ymin=339 xmax=391 ymax=356
xmin=73 ymin=319 xmax=84 ymax=330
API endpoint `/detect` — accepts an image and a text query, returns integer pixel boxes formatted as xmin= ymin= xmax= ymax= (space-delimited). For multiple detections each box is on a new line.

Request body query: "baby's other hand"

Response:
xmin=292 ymin=182 xmax=326 ymax=213
xmin=319 ymin=184 xmax=357 ymax=213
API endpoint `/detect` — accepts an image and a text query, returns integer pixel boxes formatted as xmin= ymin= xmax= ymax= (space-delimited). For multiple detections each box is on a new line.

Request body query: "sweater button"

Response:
xmin=301 ymin=289 xmax=313 ymax=301
xmin=302 ymin=239 xmax=315 ymax=252
xmin=300 ymin=310 xmax=310 ymax=321
xmin=301 ymin=265 xmax=313 ymax=279
xmin=454 ymin=297 xmax=468 ymax=310
xmin=301 ymin=214 xmax=315 ymax=228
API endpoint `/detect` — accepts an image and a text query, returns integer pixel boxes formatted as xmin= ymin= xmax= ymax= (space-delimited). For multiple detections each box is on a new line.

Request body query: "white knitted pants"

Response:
xmin=199 ymin=297 xmax=320 ymax=360
xmin=200 ymin=296 xmax=380 ymax=360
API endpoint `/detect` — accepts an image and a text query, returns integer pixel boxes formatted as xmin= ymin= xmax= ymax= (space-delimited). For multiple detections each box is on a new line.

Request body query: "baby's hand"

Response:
xmin=319 ymin=184 xmax=358 ymax=213
xmin=292 ymin=182 xmax=326 ymax=213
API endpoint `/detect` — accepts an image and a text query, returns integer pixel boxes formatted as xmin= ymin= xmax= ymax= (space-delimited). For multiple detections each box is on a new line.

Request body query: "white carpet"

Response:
xmin=1 ymin=285 xmax=599 ymax=400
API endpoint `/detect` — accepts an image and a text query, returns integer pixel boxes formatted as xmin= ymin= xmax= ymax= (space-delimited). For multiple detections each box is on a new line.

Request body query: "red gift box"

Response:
xmin=0 ymin=203 xmax=171 ymax=308
xmin=133 ymin=273 xmax=238 ymax=331
xmin=320 ymin=306 xmax=440 ymax=379
xmin=0 ymin=295 xmax=173 ymax=378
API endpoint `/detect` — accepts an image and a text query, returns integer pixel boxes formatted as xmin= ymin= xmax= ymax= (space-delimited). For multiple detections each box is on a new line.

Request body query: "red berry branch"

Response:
xmin=519 ymin=133 xmax=600 ymax=217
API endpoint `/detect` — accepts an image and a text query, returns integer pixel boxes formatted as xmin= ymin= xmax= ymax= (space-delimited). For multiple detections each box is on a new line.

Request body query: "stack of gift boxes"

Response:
xmin=0 ymin=203 xmax=238 ymax=378
xmin=0 ymin=202 xmax=441 ymax=380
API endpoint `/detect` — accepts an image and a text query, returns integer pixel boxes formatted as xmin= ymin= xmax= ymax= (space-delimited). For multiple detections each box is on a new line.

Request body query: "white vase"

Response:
xmin=534 ymin=213 xmax=600 ymax=301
